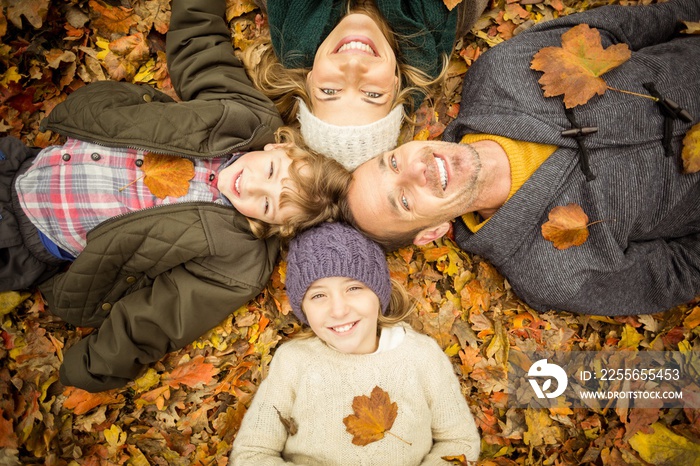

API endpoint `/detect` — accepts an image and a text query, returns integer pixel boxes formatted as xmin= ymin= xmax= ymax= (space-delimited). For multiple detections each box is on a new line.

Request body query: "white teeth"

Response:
xmin=333 ymin=323 xmax=354 ymax=333
xmin=235 ymin=174 xmax=241 ymax=194
xmin=338 ymin=41 xmax=375 ymax=55
xmin=436 ymin=157 xmax=447 ymax=190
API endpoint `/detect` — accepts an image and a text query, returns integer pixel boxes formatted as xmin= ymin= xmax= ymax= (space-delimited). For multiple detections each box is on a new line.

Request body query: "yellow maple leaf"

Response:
xmin=629 ymin=422 xmax=700 ymax=466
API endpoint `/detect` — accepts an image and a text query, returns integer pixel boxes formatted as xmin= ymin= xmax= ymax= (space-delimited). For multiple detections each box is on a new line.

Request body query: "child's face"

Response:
xmin=302 ymin=277 xmax=380 ymax=354
xmin=218 ymin=144 xmax=299 ymax=225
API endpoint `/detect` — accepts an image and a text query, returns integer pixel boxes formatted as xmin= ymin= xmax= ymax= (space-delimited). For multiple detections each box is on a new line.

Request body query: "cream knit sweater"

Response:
xmin=230 ymin=324 xmax=480 ymax=465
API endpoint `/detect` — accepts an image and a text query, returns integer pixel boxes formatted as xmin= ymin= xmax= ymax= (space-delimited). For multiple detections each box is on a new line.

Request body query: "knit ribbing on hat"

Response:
xmin=285 ymin=222 xmax=392 ymax=325
xmin=297 ymin=100 xmax=403 ymax=171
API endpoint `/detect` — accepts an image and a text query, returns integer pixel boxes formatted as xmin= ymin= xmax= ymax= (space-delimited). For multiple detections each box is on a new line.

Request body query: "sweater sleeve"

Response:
xmin=230 ymin=344 xmax=303 ymax=466
xmin=417 ymin=336 xmax=481 ymax=464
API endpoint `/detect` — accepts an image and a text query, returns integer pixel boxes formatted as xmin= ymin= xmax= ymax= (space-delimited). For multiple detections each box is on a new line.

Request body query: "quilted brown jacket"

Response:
xmin=38 ymin=0 xmax=282 ymax=392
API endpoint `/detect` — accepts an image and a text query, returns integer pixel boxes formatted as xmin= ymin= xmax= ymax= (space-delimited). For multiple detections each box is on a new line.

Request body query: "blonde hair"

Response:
xmin=247 ymin=127 xmax=352 ymax=239
xmin=293 ymin=278 xmax=415 ymax=339
xmin=243 ymin=1 xmax=447 ymax=126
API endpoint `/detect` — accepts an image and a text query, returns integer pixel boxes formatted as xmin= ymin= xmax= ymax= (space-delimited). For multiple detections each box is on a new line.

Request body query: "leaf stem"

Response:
xmin=118 ymin=175 xmax=145 ymax=192
xmin=386 ymin=430 xmax=412 ymax=446
xmin=606 ymin=86 xmax=658 ymax=101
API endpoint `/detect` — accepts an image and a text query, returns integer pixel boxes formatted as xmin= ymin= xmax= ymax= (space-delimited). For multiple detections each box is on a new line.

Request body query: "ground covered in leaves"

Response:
xmin=2 ymin=0 xmax=700 ymax=465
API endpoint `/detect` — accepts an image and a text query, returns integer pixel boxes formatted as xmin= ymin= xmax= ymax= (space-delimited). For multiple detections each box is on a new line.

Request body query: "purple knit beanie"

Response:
xmin=285 ymin=222 xmax=392 ymax=324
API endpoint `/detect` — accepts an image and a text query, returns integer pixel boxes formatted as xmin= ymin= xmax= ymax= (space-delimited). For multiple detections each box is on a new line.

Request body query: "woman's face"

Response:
xmin=308 ymin=13 xmax=398 ymax=126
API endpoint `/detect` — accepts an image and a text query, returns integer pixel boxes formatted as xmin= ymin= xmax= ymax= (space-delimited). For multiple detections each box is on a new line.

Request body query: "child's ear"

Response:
xmin=264 ymin=143 xmax=285 ymax=151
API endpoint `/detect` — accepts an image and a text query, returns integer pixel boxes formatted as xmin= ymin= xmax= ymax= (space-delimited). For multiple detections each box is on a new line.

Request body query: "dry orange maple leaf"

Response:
xmin=531 ymin=24 xmax=631 ymax=108
xmin=343 ymin=386 xmax=410 ymax=446
xmin=163 ymin=355 xmax=219 ymax=388
xmin=541 ymin=203 xmax=603 ymax=250
xmin=62 ymin=387 xmax=124 ymax=415
xmin=681 ymin=123 xmax=700 ymax=174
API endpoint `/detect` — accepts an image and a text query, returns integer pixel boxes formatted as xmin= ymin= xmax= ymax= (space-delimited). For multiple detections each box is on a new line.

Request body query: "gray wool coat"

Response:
xmin=444 ymin=0 xmax=700 ymax=315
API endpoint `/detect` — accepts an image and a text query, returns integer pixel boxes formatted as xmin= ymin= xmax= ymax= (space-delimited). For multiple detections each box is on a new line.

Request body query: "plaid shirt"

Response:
xmin=15 ymin=138 xmax=233 ymax=257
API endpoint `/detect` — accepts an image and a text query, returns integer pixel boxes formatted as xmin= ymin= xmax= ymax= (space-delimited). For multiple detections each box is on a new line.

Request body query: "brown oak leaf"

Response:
xmin=681 ymin=123 xmax=700 ymax=174
xmin=343 ymin=386 xmax=410 ymax=446
xmin=530 ymin=24 xmax=631 ymax=108
xmin=89 ymin=0 xmax=139 ymax=36
xmin=141 ymin=152 xmax=195 ymax=199
xmin=541 ymin=203 xmax=600 ymax=250
xmin=274 ymin=406 xmax=298 ymax=436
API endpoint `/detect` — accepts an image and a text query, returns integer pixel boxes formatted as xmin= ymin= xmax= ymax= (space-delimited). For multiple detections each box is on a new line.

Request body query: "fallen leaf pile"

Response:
xmin=2 ymin=1 xmax=700 ymax=465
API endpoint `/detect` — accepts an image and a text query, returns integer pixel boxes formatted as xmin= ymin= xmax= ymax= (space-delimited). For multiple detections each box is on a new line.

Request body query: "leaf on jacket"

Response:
xmin=530 ymin=24 xmax=631 ymax=108
xmin=681 ymin=21 xmax=700 ymax=35
xmin=141 ymin=152 xmax=196 ymax=199
xmin=681 ymin=123 xmax=700 ymax=174
xmin=274 ymin=406 xmax=298 ymax=436
xmin=541 ymin=203 xmax=597 ymax=250
xmin=343 ymin=386 xmax=410 ymax=446
xmin=443 ymin=0 xmax=463 ymax=12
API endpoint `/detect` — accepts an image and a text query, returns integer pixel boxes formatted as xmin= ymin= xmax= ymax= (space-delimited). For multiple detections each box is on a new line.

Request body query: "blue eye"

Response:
xmin=390 ymin=155 xmax=398 ymax=171
xmin=321 ymin=89 xmax=338 ymax=95
xmin=401 ymin=194 xmax=409 ymax=210
xmin=365 ymin=91 xmax=382 ymax=98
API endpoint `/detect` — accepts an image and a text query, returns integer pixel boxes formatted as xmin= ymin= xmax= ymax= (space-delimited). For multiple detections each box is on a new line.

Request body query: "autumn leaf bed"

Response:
xmin=1 ymin=1 xmax=699 ymax=465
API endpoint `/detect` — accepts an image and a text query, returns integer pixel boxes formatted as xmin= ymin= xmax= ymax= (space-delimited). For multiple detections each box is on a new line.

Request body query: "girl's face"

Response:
xmin=302 ymin=277 xmax=380 ymax=354
xmin=218 ymin=144 xmax=301 ymax=225
xmin=308 ymin=13 xmax=398 ymax=126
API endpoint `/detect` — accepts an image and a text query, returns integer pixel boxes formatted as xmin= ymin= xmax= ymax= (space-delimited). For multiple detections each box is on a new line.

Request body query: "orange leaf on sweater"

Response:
xmin=343 ymin=386 xmax=410 ymax=446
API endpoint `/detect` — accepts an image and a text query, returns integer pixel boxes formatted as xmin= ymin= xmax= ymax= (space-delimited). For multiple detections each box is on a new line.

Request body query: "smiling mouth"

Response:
xmin=331 ymin=321 xmax=357 ymax=334
xmin=334 ymin=36 xmax=378 ymax=56
xmin=234 ymin=173 xmax=242 ymax=196
xmin=435 ymin=157 xmax=448 ymax=190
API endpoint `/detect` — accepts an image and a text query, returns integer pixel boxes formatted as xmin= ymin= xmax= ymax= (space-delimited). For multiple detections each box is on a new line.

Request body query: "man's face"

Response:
xmin=348 ymin=140 xmax=482 ymax=244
